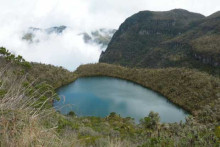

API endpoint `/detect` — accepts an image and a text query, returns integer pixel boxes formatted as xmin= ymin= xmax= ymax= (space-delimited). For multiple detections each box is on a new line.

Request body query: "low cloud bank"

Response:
xmin=0 ymin=27 xmax=102 ymax=71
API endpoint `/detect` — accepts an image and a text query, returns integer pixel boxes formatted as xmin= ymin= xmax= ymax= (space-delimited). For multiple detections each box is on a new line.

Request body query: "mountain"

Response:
xmin=27 ymin=25 xmax=67 ymax=34
xmin=22 ymin=25 xmax=67 ymax=43
xmin=80 ymin=28 xmax=116 ymax=49
xmin=99 ymin=9 xmax=220 ymax=75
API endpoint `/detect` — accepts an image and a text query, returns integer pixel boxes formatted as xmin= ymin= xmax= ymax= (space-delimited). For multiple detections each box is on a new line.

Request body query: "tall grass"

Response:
xmin=0 ymin=67 xmax=131 ymax=147
xmin=0 ymin=68 xmax=62 ymax=146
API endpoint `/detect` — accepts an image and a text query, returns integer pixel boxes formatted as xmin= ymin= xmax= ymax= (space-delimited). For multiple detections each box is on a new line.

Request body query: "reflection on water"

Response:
xmin=54 ymin=77 xmax=188 ymax=123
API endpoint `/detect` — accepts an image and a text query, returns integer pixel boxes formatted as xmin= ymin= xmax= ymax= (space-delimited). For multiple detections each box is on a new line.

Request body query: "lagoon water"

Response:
xmin=54 ymin=77 xmax=188 ymax=123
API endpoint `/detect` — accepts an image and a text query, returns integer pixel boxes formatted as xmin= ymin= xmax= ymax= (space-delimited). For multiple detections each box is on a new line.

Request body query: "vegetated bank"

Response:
xmin=75 ymin=63 xmax=219 ymax=119
xmin=1 ymin=48 xmax=220 ymax=146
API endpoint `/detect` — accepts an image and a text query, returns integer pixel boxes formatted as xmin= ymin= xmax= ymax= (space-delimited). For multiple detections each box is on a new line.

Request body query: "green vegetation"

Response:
xmin=74 ymin=63 xmax=220 ymax=145
xmin=99 ymin=9 xmax=220 ymax=76
xmin=0 ymin=48 xmax=76 ymax=89
xmin=0 ymin=49 xmax=220 ymax=146
xmin=1 ymin=9 xmax=220 ymax=147
xmin=0 ymin=47 xmax=31 ymax=68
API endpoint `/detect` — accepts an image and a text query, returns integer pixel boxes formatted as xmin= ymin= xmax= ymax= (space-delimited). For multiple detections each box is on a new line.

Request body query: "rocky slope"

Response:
xmin=99 ymin=9 xmax=220 ymax=75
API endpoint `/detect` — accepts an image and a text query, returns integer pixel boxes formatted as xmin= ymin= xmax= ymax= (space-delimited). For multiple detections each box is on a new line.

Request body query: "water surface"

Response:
xmin=54 ymin=77 xmax=188 ymax=123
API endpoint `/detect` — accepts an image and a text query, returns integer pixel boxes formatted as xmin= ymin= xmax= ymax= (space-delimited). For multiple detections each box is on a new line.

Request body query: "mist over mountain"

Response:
xmin=22 ymin=26 xmax=116 ymax=49
xmin=80 ymin=28 xmax=116 ymax=49
xmin=1 ymin=0 xmax=219 ymax=71
xmin=2 ymin=25 xmax=115 ymax=71
xmin=22 ymin=26 xmax=67 ymax=43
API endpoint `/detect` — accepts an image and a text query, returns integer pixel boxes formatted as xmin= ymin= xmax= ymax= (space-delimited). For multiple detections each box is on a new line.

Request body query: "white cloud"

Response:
xmin=0 ymin=0 xmax=219 ymax=70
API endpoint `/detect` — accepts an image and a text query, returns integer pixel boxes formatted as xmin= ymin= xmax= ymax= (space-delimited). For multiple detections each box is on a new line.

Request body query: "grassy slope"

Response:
xmin=0 ymin=57 xmax=76 ymax=89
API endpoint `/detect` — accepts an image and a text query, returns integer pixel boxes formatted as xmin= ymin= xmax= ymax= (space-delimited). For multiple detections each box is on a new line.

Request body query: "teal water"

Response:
xmin=54 ymin=77 xmax=188 ymax=123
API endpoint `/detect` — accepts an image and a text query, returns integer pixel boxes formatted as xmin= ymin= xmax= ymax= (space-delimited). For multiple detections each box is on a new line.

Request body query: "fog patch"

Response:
xmin=1 ymin=26 xmax=102 ymax=71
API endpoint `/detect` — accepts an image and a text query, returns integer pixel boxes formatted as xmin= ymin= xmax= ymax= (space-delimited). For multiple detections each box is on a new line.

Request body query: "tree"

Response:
xmin=0 ymin=47 xmax=7 ymax=56
xmin=15 ymin=55 xmax=23 ymax=63
xmin=140 ymin=111 xmax=160 ymax=130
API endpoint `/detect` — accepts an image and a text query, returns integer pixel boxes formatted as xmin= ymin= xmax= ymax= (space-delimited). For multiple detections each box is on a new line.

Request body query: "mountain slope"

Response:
xmin=99 ymin=9 xmax=220 ymax=75
xmin=169 ymin=11 xmax=220 ymax=66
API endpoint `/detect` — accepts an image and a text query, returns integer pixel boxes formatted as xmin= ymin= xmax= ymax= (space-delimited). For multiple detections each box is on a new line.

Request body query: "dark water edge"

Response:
xmin=54 ymin=77 xmax=189 ymax=123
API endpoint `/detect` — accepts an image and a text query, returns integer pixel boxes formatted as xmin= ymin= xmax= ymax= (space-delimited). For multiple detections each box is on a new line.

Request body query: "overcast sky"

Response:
xmin=0 ymin=0 xmax=219 ymax=70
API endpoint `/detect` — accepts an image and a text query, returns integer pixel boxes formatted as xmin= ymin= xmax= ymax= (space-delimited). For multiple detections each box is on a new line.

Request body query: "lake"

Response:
xmin=54 ymin=77 xmax=188 ymax=123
